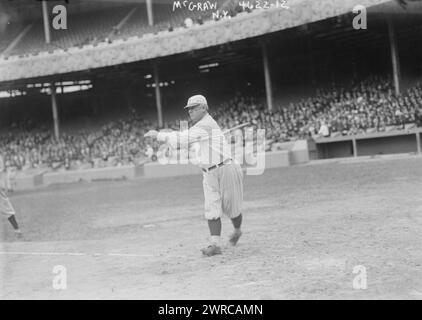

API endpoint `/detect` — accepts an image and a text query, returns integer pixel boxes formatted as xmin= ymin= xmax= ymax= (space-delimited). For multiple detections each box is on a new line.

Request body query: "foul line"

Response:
xmin=0 ymin=251 xmax=186 ymax=258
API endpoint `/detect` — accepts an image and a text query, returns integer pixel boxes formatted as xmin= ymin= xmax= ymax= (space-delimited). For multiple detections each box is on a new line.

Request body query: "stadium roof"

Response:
xmin=0 ymin=0 xmax=421 ymax=90
xmin=0 ymin=5 xmax=420 ymax=93
xmin=2 ymin=0 xmax=422 ymax=22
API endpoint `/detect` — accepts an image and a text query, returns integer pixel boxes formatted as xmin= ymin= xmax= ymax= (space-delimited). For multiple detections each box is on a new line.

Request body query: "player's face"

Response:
xmin=187 ymin=104 xmax=206 ymax=122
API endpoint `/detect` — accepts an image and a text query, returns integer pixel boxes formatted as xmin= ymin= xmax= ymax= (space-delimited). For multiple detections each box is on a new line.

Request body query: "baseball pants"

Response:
xmin=203 ymin=162 xmax=243 ymax=220
xmin=0 ymin=189 xmax=16 ymax=216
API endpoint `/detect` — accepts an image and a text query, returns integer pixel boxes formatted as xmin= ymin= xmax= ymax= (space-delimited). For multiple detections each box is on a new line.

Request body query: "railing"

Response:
xmin=314 ymin=128 xmax=422 ymax=159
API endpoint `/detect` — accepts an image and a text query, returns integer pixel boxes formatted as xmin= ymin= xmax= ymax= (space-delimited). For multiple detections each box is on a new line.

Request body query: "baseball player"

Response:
xmin=1 ymin=190 xmax=22 ymax=239
xmin=0 ymin=160 xmax=23 ymax=239
xmin=145 ymin=95 xmax=244 ymax=256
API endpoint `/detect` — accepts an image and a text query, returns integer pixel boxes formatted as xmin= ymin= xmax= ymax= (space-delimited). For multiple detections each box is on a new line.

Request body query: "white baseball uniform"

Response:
xmin=0 ymin=172 xmax=15 ymax=216
xmin=0 ymin=155 xmax=15 ymax=216
xmin=157 ymin=113 xmax=243 ymax=220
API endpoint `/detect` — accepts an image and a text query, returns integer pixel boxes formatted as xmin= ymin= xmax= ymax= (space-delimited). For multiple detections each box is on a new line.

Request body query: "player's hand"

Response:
xmin=144 ymin=130 xmax=158 ymax=139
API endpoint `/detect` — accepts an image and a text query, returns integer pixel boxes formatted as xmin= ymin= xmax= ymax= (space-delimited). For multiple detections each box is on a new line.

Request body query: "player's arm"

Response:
xmin=145 ymin=126 xmax=209 ymax=150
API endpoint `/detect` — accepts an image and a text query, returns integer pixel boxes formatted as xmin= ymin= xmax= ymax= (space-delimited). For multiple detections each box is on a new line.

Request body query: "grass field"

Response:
xmin=1 ymin=156 xmax=422 ymax=299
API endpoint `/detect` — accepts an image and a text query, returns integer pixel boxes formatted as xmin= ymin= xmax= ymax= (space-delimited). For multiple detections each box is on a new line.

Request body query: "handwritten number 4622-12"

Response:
xmin=238 ymin=1 xmax=289 ymax=10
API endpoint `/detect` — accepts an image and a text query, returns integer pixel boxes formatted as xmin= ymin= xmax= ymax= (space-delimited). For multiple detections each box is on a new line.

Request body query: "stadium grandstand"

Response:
xmin=0 ymin=0 xmax=241 ymax=57
xmin=0 ymin=0 xmax=422 ymax=175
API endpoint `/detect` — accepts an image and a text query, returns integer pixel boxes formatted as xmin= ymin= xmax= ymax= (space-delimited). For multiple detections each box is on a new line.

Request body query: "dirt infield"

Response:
xmin=1 ymin=156 xmax=422 ymax=299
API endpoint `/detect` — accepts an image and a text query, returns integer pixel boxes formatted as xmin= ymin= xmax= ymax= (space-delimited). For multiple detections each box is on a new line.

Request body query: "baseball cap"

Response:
xmin=184 ymin=95 xmax=207 ymax=109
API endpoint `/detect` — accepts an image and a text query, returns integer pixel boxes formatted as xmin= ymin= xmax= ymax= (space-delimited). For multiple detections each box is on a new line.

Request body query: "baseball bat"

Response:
xmin=222 ymin=122 xmax=251 ymax=135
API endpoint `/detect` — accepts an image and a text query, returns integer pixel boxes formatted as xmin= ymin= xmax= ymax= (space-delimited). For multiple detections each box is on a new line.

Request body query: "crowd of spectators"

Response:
xmin=1 ymin=75 xmax=422 ymax=172
xmin=0 ymin=109 xmax=186 ymax=172
xmin=212 ymin=75 xmax=422 ymax=148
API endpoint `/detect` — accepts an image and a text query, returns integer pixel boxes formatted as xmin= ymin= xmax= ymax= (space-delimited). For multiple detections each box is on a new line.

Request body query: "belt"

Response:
xmin=202 ymin=159 xmax=232 ymax=173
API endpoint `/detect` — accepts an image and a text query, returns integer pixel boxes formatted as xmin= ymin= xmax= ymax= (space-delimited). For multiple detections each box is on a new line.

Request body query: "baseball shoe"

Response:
xmin=201 ymin=244 xmax=222 ymax=257
xmin=229 ymin=230 xmax=242 ymax=246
